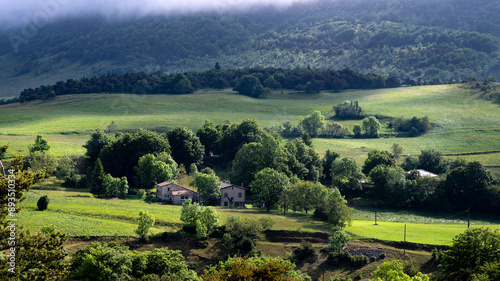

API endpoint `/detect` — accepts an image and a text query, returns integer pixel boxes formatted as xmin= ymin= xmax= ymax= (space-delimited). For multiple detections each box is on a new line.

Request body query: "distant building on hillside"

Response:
xmin=220 ymin=182 xmax=246 ymax=207
xmin=156 ymin=182 xmax=199 ymax=205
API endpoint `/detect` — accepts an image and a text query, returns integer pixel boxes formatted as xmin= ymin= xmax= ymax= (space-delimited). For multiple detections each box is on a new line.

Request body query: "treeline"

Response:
xmin=18 ymin=66 xmax=399 ymax=103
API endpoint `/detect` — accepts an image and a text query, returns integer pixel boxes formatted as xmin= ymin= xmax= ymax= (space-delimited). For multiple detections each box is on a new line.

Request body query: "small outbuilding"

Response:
xmin=220 ymin=182 xmax=246 ymax=207
xmin=415 ymin=169 xmax=439 ymax=178
xmin=156 ymin=182 xmax=199 ymax=205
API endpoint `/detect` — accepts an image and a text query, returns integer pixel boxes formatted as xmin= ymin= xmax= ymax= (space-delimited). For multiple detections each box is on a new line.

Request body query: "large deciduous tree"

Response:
xmin=83 ymin=129 xmax=114 ymax=162
xmin=166 ymin=127 xmax=204 ymax=168
xmin=443 ymin=161 xmax=493 ymax=211
xmin=331 ymin=156 xmax=364 ymax=195
xmin=299 ymin=110 xmax=325 ymax=138
xmin=418 ymin=149 xmax=450 ymax=174
xmin=250 ymin=168 xmax=290 ymax=211
xmin=135 ymin=153 xmax=178 ymax=189
xmin=196 ymin=120 xmax=221 ymax=154
xmin=193 ymin=173 xmax=221 ymax=206
xmin=362 ymin=149 xmax=396 ymax=175
xmin=230 ymin=135 xmax=289 ymax=189
xmin=233 ymin=75 xmax=266 ymax=98
xmin=99 ymin=129 xmax=171 ymax=181
xmin=438 ymin=227 xmax=500 ymax=281
xmin=362 ymin=116 xmax=381 ymax=138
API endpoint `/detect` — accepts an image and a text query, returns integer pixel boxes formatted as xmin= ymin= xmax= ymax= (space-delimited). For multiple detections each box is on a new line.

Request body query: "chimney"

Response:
xmin=241 ymin=183 xmax=244 ymax=187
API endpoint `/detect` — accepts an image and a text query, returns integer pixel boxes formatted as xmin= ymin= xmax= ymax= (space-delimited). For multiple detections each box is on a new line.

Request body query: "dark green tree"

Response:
xmin=90 ymin=159 xmax=105 ymax=197
xmin=321 ymin=149 xmax=340 ymax=181
xmin=250 ymin=168 xmax=290 ymax=211
xmin=37 ymin=195 xmax=50 ymax=211
xmin=99 ymin=129 xmax=170 ymax=180
xmin=166 ymin=127 xmax=204 ymax=167
xmin=218 ymin=119 xmax=264 ymax=161
xmin=418 ymin=149 xmax=450 ymax=174
xmin=28 ymin=134 xmax=50 ymax=153
xmin=299 ymin=110 xmax=325 ymax=138
xmin=438 ymin=228 xmax=500 ymax=281
xmin=230 ymin=135 xmax=289 ymax=189
xmin=362 ymin=150 xmax=396 ymax=175
xmin=171 ymin=73 xmax=194 ymax=94
xmin=135 ymin=153 xmax=178 ymax=189
xmin=193 ymin=173 xmax=221 ymax=206
xmin=331 ymin=156 xmax=364 ymax=194
xmin=196 ymin=120 xmax=221 ymax=154
xmin=285 ymin=138 xmax=322 ymax=182
xmin=444 ymin=161 xmax=493 ymax=211
xmin=83 ymin=129 xmax=114 ymax=162
xmin=362 ymin=116 xmax=381 ymax=138
xmin=233 ymin=75 xmax=266 ymax=98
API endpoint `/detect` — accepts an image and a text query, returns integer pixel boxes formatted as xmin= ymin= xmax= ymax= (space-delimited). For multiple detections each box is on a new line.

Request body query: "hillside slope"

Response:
xmin=1 ymin=84 xmax=499 ymax=174
xmin=1 ymin=0 xmax=499 ymax=97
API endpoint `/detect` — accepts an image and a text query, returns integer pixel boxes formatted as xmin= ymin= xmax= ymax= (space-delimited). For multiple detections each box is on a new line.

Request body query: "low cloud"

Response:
xmin=0 ymin=0 xmax=317 ymax=30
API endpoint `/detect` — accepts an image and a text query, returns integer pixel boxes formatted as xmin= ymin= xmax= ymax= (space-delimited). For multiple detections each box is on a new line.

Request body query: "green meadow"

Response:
xmin=17 ymin=187 xmax=332 ymax=237
xmin=1 ymin=85 xmax=498 ymax=175
xmin=17 ymin=185 xmax=500 ymax=245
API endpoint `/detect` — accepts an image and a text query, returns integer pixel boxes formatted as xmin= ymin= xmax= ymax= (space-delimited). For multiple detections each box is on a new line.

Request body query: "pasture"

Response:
xmin=1 ymin=85 xmax=499 ymax=176
xmin=18 ymin=184 xmax=500 ymax=245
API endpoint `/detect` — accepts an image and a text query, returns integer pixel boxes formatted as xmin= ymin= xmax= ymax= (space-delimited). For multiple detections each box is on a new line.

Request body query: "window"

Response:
xmin=181 ymin=196 xmax=189 ymax=200
xmin=238 ymin=192 xmax=242 ymax=198
xmin=224 ymin=202 xmax=228 ymax=206
xmin=224 ymin=193 xmax=228 ymax=198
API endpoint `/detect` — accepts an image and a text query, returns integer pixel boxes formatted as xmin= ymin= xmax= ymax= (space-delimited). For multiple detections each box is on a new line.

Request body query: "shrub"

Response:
xmin=291 ymin=241 xmax=318 ymax=263
xmin=431 ymin=248 xmax=443 ymax=262
xmin=70 ymin=242 xmax=132 ymax=281
xmin=403 ymin=260 xmax=419 ymax=277
xmin=136 ymin=189 xmax=146 ymax=199
xmin=328 ymin=230 xmax=351 ymax=254
xmin=37 ymin=195 xmax=50 ymax=211
xmin=224 ymin=216 xmax=273 ymax=251
xmin=379 ymin=252 xmax=387 ymax=259
xmin=222 ymin=233 xmax=235 ymax=251
xmin=135 ymin=210 xmax=155 ymax=240
xmin=350 ymin=255 xmax=369 ymax=267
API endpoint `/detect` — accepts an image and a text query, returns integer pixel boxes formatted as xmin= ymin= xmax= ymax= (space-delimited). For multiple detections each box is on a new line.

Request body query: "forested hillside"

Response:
xmin=1 ymin=0 xmax=499 ymax=97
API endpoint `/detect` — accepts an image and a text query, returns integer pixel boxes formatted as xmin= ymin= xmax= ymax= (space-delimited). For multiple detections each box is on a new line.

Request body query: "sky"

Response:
xmin=0 ymin=0 xmax=317 ymax=30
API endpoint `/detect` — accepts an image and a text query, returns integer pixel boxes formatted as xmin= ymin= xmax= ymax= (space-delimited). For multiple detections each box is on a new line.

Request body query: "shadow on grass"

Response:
xmin=220 ymin=207 xmax=335 ymax=233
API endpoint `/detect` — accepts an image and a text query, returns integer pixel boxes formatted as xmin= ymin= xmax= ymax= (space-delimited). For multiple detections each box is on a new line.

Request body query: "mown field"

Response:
xmin=18 ymin=183 xmax=500 ymax=246
xmin=1 ymin=84 xmax=499 ymax=174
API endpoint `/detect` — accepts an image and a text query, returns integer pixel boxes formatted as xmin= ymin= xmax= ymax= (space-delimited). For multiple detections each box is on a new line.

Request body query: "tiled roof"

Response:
xmin=173 ymin=190 xmax=194 ymax=196
xmin=220 ymin=182 xmax=246 ymax=190
xmin=157 ymin=182 xmax=198 ymax=193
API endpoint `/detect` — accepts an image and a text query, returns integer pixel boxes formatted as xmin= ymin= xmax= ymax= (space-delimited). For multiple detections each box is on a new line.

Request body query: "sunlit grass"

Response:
xmin=1 ymin=85 xmax=499 ymax=167
xmin=346 ymin=220 xmax=500 ymax=245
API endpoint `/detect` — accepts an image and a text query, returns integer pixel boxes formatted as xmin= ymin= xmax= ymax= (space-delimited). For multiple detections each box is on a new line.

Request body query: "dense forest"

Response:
xmin=1 ymin=0 xmax=499 ymax=97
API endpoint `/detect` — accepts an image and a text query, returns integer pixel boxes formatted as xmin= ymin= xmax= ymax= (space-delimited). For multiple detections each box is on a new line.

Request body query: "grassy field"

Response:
xmin=17 ymin=181 xmax=500 ymax=245
xmin=347 ymin=220 xmax=500 ymax=245
xmin=17 ymin=184 xmax=332 ymax=237
xmin=1 ymin=85 xmax=499 ymax=175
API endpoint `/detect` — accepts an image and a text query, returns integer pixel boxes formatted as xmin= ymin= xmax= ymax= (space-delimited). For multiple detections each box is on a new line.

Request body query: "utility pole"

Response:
xmin=404 ymin=224 xmax=407 ymax=255
xmin=467 ymin=208 xmax=470 ymax=229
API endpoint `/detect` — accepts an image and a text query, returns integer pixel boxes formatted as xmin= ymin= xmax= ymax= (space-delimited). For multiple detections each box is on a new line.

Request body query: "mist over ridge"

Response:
xmin=0 ymin=0 xmax=318 ymax=30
